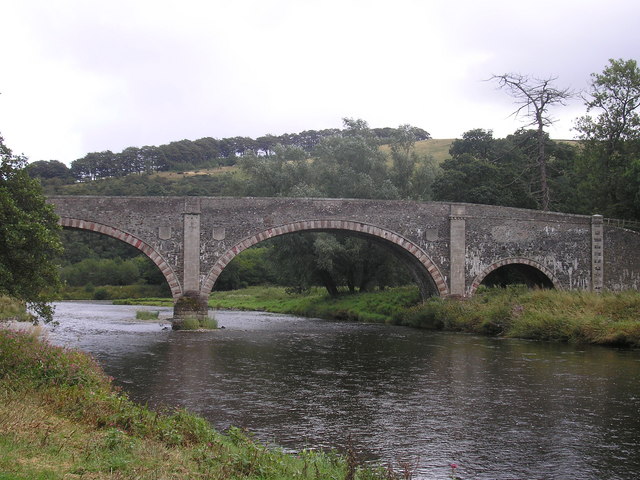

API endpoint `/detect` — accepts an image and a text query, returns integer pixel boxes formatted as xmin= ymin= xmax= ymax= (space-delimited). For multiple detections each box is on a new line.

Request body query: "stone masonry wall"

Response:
xmin=461 ymin=204 xmax=594 ymax=292
xmin=47 ymin=196 xmax=640 ymax=298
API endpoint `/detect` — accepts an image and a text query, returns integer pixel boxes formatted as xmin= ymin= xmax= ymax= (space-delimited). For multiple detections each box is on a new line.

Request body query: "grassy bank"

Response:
xmin=0 ymin=327 xmax=398 ymax=479
xmin=209 ymin=286 xmax=421 ymax=323
xmin=210 ymin=286 xmax=640 ymax=347
xmin=399 ymin=286 xmax=640 ymax=347
xmin=118 ymin=286 xmax=422 ymax=324
xmin=0 ymin=296 xmax=33 ymax=322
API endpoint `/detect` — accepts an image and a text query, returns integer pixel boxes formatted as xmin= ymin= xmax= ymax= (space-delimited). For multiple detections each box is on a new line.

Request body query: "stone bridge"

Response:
xmin=47 ymin=196 xmax=640 ymax=320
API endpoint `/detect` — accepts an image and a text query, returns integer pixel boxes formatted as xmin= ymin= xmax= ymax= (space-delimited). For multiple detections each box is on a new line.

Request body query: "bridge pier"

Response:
xmin=172 ymin=198 xmax=210 ymax=329
xmin=449 ymin=205 xmax=466 ymax=296
xmin=172 ymin=291 xmax=210 ymax=329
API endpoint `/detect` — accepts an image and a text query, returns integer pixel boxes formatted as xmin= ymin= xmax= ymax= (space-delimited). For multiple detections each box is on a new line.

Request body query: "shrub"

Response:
xmin=135 ymin=310 xmax=160 ymax=320
xmin=93 ymin=288 xmax=110 ymax=300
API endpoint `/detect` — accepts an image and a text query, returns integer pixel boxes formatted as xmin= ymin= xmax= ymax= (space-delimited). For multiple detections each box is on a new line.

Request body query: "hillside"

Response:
xmin=153 ymin=138 xmax=456 ymax=179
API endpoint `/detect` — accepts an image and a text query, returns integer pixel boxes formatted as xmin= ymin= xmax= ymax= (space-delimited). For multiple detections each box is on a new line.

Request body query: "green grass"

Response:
xmin=398 ymin=286 xmax=640 ymax=347
xmin=0 ymin=327 xmax=397 ymax=479
xmin=114 ymin=297 xmax=174 ymax=307
xmin=379 ymin=139 xmax=454 ymax=166
xmin=211 ymin=286 xmax=640 ymax=347
xmin=208 ymin=285 xmax=421 ymax=323
xmin=413 ymin=138 xmax=454 ymax=164
xmin=0 ymin=296 xmax=32 ymax=322
xmin=135 ymin=310 xmax=160 ymax=320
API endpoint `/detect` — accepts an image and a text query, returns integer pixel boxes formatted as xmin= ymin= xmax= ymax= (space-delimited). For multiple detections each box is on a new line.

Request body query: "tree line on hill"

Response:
xmin=19 ymin=58 xmax=640 ymax=299
xmin=26 ymin=125 xmax=430 ymax=183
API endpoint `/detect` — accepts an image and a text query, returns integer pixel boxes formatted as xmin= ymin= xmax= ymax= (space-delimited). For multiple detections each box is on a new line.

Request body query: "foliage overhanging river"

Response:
xmin=46 ymin=301 xmax=640 ymax=480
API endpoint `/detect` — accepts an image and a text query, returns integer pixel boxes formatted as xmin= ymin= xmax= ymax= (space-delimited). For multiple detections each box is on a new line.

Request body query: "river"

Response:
xmin=45 ymin=301 xmax=640 ymax=480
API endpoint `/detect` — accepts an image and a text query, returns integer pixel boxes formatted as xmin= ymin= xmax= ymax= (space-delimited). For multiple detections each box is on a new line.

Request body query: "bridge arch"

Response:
xmin=201 ymin=219 xmax=449 ymax=298
xmin=468 ymin=257 xmax=562 ymax=295
xmin=59 ymin=217 xmax=182 ymax=298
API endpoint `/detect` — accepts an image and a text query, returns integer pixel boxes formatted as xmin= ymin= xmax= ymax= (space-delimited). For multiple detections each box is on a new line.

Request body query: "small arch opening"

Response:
xmin=481 ymin=263 xmax=554 ymax=290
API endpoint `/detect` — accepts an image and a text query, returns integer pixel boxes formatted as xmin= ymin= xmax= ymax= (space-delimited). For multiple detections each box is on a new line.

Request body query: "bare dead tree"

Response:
xmin=491 ymin=73 xmax=574 ymax=211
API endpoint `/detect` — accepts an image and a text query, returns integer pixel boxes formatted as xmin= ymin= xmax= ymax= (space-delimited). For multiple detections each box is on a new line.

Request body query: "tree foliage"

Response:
xmin=31 ymin=124 xmax=429 ymax=185
xmin=0 ymin=133 xmax=62 ymax=321
xmin=238 ymin=145 xmax=313 ymax=197
xmin=433 ymin=128 xmax=582 ymax=212
xmin=574 ymin=58 xmax=640 ymax=218
xmin=264 ymin=233 xmax=411 ymax=296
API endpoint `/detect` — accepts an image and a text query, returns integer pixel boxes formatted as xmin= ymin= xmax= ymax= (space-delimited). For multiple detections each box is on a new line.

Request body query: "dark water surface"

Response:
xmin=47 ymin=302 xmax=640 ymax=480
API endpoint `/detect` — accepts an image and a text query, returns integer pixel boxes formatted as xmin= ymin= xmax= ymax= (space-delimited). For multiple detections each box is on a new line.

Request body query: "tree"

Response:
xmin=574 ymin=58 xmax=640 ymax=217
xmin=266 ymin=232 xmax=410 ymax=297
xmin=492 ymin=73 xmax=573 ymax=210
xmin=254 ymin=135 xmax=279 ymax=157
xmin=0 ymin=133 xmax=63 ymax=322
xmin=576 ymin=59 xmax=640 ymax=148
xmin=433 ymin=153 xmax=535 ymax=208
xmin=139 ymin=145 xmax=167 ymax=173
xmin=26 ymin=160 xmax=72 ymax=180
xmin=26 ymin=160 xmax=74 ymax=194
xmin=448 ymin=128 xmax=496 ymax=160
xmin=70 ymin=151 xmax=116 ymax=180
xmin=238 ymin=145 xmax=312 ymax=197
xmin=389 ymin=124 xmax=418 ymax=198
xmin=313 ymin=118 xmax=398 ymax=199
xmin=433 ymin=128 xmax=570 ymax=209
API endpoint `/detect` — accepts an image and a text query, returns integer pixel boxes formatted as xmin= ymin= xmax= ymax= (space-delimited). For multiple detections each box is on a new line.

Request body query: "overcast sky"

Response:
xmin=1 ymin=0 xmax=639 ymax=164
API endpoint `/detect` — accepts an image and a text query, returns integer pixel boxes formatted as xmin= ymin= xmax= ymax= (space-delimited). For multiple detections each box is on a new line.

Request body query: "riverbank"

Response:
xmin=119 ymin=285 xmax=640 ymax=347
xmin=0 ymin=296 xmax=32 ymax=322
xmin=115 ymin=285 xmax=421 ymax=323
xmin=403 ymin=286 xmax=640 ymax=347
xmin=0 ymin=327 xmax=395 ymax=479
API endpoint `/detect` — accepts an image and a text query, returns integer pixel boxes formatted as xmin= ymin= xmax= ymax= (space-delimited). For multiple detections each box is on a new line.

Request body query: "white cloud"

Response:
xmin=1 ymin=0 xmax=639 ymax=163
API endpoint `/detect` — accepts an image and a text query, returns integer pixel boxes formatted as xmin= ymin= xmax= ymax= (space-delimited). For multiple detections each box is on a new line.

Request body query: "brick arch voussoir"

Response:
xmin=201 ymin=220 xmax=449 ymax=296
xmin=468 ymin=257 xmax=562 ymax=296
xmin=59 ymin=217 xmax=182 ymax=298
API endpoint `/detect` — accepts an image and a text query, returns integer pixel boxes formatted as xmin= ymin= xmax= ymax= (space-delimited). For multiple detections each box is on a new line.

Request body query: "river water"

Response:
xmin=45 ymin=302 xmax=640 ymax=480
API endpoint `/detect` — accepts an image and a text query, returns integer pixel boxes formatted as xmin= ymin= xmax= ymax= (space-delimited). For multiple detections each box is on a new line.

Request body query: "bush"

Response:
xmin=135 ymin=310 xmax=160 ymax=320
xmin=93 ymin=288 xmax=110 ymax=300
